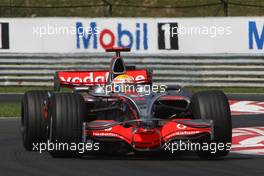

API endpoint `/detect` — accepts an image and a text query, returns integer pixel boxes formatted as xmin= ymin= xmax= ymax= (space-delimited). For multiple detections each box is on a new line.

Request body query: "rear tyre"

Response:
xmin=48 ymin=93 xmax=85 ymax=157
xmin=21 ymin=91 xmax=49 ymax=151
xmin=191 ymin=90 xmax=232 ymax=159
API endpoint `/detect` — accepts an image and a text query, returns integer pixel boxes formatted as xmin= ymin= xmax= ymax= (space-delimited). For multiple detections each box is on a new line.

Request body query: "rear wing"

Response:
xmin=105 ymin=47 xmax=130 ymax=57
xmin=54 ymin=69 xmax=152 ymax=91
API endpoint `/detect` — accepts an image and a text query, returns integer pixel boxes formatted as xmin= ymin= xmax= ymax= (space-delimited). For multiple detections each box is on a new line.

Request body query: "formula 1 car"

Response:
xmin=21 ymin=48 xmax=232 ymax=159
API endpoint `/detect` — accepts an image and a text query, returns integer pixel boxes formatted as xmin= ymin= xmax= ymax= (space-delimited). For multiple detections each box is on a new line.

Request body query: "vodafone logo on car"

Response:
xmin=176 ymin=124 xmax=187 ymax=129
xmin=59 ymin=72 xmax=109 ymax=84
xmin=58 ymin=70 xmax=148 ymax=85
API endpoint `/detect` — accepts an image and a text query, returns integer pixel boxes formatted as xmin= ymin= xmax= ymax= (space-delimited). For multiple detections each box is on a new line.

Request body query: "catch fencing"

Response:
xmin=0 ymin=53 xmax=263 ymax=87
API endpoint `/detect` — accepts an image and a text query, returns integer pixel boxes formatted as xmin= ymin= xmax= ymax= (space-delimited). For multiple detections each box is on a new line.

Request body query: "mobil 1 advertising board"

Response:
xmin=0 ymin=17 xmax=263 ymax=54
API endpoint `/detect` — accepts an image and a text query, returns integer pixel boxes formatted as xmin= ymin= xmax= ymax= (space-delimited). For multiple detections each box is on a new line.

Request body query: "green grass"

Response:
xmin=0 ymin=0 xmax=264 ymax=17
xmin=0 ymin=86 xmax=52 ymax=93
xmin=0 ymin=102 xmax=20 ymax=117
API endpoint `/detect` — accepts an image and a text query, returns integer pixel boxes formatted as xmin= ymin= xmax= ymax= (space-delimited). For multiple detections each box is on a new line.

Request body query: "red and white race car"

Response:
xmin=21 ymin=48 xmax=232 ymax=159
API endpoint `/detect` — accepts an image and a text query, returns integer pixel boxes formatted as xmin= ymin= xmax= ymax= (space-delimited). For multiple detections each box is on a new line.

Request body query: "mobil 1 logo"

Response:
xmin=158 ymin=23 xmax=178 ymax=50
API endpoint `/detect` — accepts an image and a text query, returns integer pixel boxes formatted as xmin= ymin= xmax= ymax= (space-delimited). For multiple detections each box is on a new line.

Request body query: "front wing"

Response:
xmin=83 ymin=119 xmax=213 ymax=151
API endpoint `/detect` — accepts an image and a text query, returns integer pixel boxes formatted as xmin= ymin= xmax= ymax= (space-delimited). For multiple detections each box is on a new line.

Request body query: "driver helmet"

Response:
xmin=112 ymin=74 xmax=134 ymax=93
xmin=112 ymin=74 xmax=134 ymax=84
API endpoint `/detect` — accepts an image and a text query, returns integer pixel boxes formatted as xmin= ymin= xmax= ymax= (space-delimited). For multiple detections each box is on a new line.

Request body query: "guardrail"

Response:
xmin=0 ymin=53 xmax=263 ymax=87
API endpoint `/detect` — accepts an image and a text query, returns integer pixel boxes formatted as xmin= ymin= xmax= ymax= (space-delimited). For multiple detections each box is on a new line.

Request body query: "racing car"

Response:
xmin=21 ymin=47 xmax=232 ymax=159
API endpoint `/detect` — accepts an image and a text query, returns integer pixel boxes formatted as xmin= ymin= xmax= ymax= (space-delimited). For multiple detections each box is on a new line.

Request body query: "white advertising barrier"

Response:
xmin=0 ymin=17 xmax=263 ymax=54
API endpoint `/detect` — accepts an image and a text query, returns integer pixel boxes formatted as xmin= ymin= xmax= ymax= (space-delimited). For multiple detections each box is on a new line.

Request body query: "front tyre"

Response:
xmin=48 ymin=93 xmax=85 ymax=157
xmin=191 ymin=90 xmax=232 ymax=159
